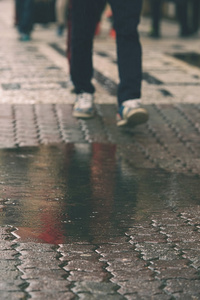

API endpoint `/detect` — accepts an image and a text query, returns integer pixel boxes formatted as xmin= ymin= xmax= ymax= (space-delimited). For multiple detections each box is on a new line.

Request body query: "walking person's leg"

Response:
xmin=15 ymin=0 xmax=21 ymax=27
xmin=109 ymin=0 xmax=148 ymax=127
xmin=70 ymin=0 xmax=106 ymax=118
xmin=176 ymin=0 xmax=189 ymax=37
xmin=19 ymin=0 xmax=34 ymax=40
xmin=56 ymin=0 xmax=68 ymax=36
xmin=191 ymin=0 xmax=199 ymax=34
xmin=66 ymin=0 xmax=72 ymax=69
xmin=149 ymin=0 xmax=162 ymax=37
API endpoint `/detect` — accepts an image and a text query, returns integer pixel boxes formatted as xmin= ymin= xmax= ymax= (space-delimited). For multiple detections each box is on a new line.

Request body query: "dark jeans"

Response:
xmin=150 ymin=0 xmax=200 ymax=37
xmin=70 ymin=0 xmax=142 ymax=106
xmin=150 ymin=0 xmax=162 ymax=35
xmin=176 ymin=0 xmax=199 ymax=35
xmin=16 ymin=0 xmax=34 ymax=34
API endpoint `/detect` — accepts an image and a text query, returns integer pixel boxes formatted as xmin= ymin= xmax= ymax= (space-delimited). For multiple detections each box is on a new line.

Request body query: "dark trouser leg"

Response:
xmin=191 ymin=0 xmax=199 ymax=33
xmin=70 ymin=0 xmax=106 ymax=94
xmin=150 ymin=0 xmax=162 ymax=36
xmin=109 ymin=0 xmax=142 ymax=106
xmin=19 ymin=0 xmax=34 ymax=33
xmin=15 ymin=0 xmax=23 ymax=31
xmin=176 ymin=0 xmax=189 ymax=36
xmin=67 ymin=0 xmax=72 ymax=69
xmin=16 ymin=0 xmax=34 ymax=34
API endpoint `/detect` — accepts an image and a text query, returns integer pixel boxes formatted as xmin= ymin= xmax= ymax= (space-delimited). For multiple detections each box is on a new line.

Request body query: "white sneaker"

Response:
xmin=73 ymin=93 xmax=95 ymax=118
xmin=117 ymin=99 xmax=149 ymax=127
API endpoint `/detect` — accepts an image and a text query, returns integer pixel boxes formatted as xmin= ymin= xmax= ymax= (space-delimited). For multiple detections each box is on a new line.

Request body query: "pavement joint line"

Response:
xmin=145 ymin=121 xmax=194 ymax=175
xmin=174 ymin=104 xmax=200 ymax=134
xmin=55 ymin=245 xmax=76 ymax=298
xmin=9 ymin=227 xmax=31 ymax=299
xmin=153 ymin=104 xmax=195 ymax=154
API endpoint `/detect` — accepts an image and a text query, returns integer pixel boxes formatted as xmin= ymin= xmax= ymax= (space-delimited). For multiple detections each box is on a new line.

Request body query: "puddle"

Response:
xmin=172 ymin=52 xmax=200 ymax=68
xmin=0 ymin=144 xmax=200 ymax=244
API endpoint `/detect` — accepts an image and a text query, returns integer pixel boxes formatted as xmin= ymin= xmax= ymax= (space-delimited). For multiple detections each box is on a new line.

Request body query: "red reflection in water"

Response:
xmin=14 ymin=143 xmax=116 ymax=244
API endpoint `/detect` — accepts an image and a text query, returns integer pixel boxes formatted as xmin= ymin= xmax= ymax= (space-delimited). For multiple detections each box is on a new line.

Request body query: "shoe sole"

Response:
xmin=117 ymin=108 xmax=149 ymax=127
xmin=73 ymin=111 xmax=94 ymax=119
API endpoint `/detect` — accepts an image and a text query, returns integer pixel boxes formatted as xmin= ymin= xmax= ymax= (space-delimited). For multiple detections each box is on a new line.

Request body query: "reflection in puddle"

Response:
xmin=0 ymin=144 xmax=200 ymax=244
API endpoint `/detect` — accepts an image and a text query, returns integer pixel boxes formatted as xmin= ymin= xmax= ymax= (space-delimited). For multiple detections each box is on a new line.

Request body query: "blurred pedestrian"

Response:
xmin=191 ymin=0 xmax=200 ymax=34
xmin=34 ymin=0 xmax=56 ymax=25
xmin=149 ymin=0 xmax=162 ymax=38
xmin=70 ymin=0 xmax=149 ymax=128
xmin=176 ymin=0 xmax=199 ymax=36
xmin=55 ymin=0 xmax=69 ymax=36
xmin=15 ymin=0 xmax=34 ymax=41
xmin=149 ymin=0 xmax=199 ymax=38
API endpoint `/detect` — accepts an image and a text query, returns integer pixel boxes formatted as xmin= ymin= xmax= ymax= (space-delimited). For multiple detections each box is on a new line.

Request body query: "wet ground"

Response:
xmin=1 ymin=144 xmax=200 ymax=243
xmin=1 ymin=0 xmax=200 ymax=299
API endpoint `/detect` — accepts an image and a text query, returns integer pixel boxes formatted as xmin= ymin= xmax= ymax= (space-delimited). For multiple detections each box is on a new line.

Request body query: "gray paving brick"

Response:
xmin=68 ymin=271 xmax=108 ymax=282
xmin=64 ymin=260 xmax=105 ymax=272
xmin=29 ymin=291 xmax=74 ymax=300
xmin=164 ymin=279 xmax=200 ymax=295
xmin=26 ymin=279 xmax=70 ymax=292
xmin=72 ymin=281 xmax=121 ymax=295
xmin=117 ymin=280 xmax=162 ymax=296
xmin=0 ymin=291 xmax=25 ymax=300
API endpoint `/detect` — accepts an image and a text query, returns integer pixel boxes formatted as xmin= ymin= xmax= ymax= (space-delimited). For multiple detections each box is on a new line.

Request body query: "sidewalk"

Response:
xmin=0 ymin=0 xmax=200 ymax=299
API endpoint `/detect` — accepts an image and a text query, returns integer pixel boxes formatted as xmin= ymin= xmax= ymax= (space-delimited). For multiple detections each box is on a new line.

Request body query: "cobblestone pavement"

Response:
xmin=1 ymin=0 xmax=200 ymax=299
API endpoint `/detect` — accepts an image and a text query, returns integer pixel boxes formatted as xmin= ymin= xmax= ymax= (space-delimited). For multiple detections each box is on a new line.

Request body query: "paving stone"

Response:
xmin=0 ymin=227 xmax=11 ymax=235
xmin=18 ymin=251 xmax=57 ymax=260
xmin=0 ymin=241 xmax=15 ymax=250
xmin=26 ymin=279 xmax=70 ymax=292
xmin=106 ymin=260 xmax=147 ymax=272
xmin=182 ymin=249 xmax=200 ymax=260
xmin=0 ymin=291 xmax=25 ymax=300
xmin=96 ymin=244 xmax=134 ymax=254
xmin=72 ymin=281 xmax=120 ymax=295
xmin=155 ymin=268 xmax=199 ymax=280
xmin=117 ymin=280 xmax=162 ymax=296
xmin=135 ymin=243 xmax=180 ymax=261
xmin=78 ymin=294 xmax=125 ymax=300
xmin=0 ymin=260 xmax=17 ymax=271
xmin=164 ymin=279 xmax=200 ymax=295
xmin=19 ymin=258 xmax=61 ymax=270
xmin=162 ymin=225 xmax=199 ymax=234
xmin=149 ymin=259 xmax=190 ymax=270
xmin=99 ymin=252 xmax=140 ymax=262
xmin=175 ymin=242 xmax=200 ymax=251
xmin=19 ymin=268 xmax=67 ymax=280
xmin=125 ymin=294 xmax=171 ymax=300
xmin=64 ymin=260 xmax=104 ymax=272
xmin=129 ymin=234 xmax=166 ymax=244
xmin=167 ymin=231 xmax=200 ymax=243
xmin=29 ymin=291 xmax=74 ymax=300
xmin=92 ymin=236 xmax=129 ymax=245
xmin=59 ymin=244 xmax=95 ymax=253
xmin=60 ymin=252 xmax=99 ymax=262
xmin=171 ymin=293 xmax=200 ymax=300
xmin=126 ymin=227 xmax=160 ymax=236
xmin=111 ymin=269 xmax=154 ymax=282
xmin=0 ymin=280 xmax=24 ymax=291
xmin=16 ymin=243 xmax=55 ymax=254
xmin=0 ymin=250 xmax=17 ymax=260
xmin=68 ymin=271 xmax=109 ymax=282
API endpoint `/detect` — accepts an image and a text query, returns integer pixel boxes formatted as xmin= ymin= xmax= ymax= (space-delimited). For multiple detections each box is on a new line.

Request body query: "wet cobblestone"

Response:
xmin=1 ymin=0 xmax=200 ymax=299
